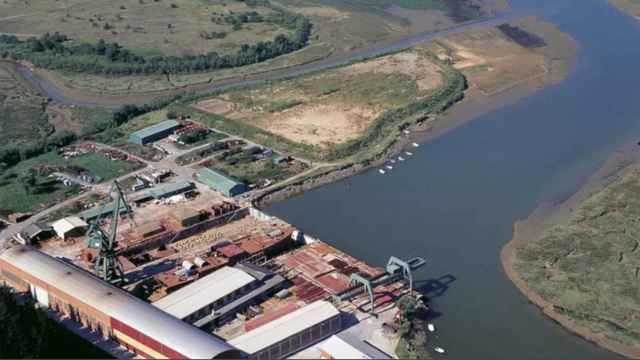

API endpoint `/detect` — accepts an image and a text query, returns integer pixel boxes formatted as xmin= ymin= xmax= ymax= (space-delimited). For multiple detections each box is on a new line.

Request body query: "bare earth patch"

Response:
xmin=259 ymin=104 xmax=379 ymax=146
xmin=340 ymin=52 xmax=442 ymax=90
xmin=194 ymin=98 xmax=235 ymax=116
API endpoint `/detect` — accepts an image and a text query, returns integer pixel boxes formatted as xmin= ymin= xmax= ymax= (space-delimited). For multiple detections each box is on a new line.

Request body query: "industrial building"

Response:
xmin=0 ymin=246 xmax=243 ymax=359
xmin=128 ymin=120 xmax=181 ymax=145
xmin=17 ymin=223 xmax=54 ymax=244
xmin=79 ymin=201 xmax=131 ymax=222
xmin=229 ymin=300 xmax=342 ymax=359
xmin=152 ymin=266 xmax=256 ymax=324
xmin=196 ymin=168 xmax=247 ymax=197
xmin=51 ymin=216 xmax=88 ymax=240
xmin=318 ymin=333 xmax=391 ymax=359
xmin=147 ymin=181 xmax=195 ymax=200
xmin=194 ymin=263 xmax=287 ymax=329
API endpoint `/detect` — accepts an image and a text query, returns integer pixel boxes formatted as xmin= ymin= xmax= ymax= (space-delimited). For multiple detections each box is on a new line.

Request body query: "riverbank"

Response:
xmin=501 ymin=140 xmax=640 ymax=359
xmin=255 ymin=19 xmax=578 ymax=207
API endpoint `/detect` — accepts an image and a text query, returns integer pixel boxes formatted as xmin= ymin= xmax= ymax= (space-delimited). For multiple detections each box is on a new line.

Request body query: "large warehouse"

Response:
xmin=0 ymin=246 xmax=243 ymax=359
xmin=152 ymin=266 xmax=257 ymax=324
xmin=128 ymin=120 xmax=181 ymax=145
xmin=196 ymin=168 xmax=247 ymax=197
xmin=229 ymin=300 xmax=341 ymax=359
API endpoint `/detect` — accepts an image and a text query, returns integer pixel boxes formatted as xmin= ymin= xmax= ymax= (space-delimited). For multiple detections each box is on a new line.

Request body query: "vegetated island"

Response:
xmin=502 ymin=145 xmax=640 ymax=359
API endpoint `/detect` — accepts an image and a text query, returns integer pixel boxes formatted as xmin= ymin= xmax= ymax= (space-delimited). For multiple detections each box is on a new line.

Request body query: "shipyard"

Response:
xmin=0 ymin=144 xmax=426 ymax=359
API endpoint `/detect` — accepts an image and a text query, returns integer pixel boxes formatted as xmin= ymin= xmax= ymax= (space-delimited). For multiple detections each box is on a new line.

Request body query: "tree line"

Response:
xmin=0 ymin=9 xmax=311 ymax=76
xmin=0 ymin=286 xmax=108 ymax=358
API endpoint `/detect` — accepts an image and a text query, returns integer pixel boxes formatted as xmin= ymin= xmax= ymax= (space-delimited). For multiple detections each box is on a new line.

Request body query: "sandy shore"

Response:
xmin=501 ymin=141 xmax=640 ymax=359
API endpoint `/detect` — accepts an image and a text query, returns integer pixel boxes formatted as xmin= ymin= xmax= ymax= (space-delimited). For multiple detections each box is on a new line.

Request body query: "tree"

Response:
xmin=19 ymin=168 xmax=38 ymax=194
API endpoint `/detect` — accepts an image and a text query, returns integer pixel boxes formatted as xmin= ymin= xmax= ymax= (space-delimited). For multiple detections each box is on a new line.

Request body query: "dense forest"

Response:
xmin=0 ymin=286 xmax=108 ymax=358
xmin=0 ymin=5 xmax=311 ymax=75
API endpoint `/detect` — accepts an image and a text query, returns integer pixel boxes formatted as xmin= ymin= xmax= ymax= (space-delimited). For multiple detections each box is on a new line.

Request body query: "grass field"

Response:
xmin=0 ymin=61 xmax=50 ymax=145
xmin=193 ymin=48 xmax=443 ymax=147
xmin=0 ymin=151 xmax=141 ymax=214
xmin=0 ymin=0 xmax=291 ymax=56
xmin=200 ymin=149 xmax=309 ymax=185
xmin=515 ymin=169 xmax=640 ymax=348
xmin=36 ymin=0 xmax=498 ymax=96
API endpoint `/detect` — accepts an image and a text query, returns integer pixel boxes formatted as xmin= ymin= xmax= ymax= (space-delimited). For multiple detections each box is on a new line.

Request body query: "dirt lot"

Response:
xmin=423 ymin=17 xmax=577 ymax=95
xmin=193 ymin=49 xmax=443 ymax=147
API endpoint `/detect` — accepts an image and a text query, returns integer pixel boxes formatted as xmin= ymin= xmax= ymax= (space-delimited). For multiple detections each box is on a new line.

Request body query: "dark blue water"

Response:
xmin=269 ymin=0 xmax=640 ymax=358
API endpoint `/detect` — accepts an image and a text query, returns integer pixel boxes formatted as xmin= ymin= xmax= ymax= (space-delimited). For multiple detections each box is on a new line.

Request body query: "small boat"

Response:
xmin=434 ymin=347 xmax=445 ymax=354
xmin=390 ymin=159 xmax=396 ymax=164
xmin=379 ymin=169 xmax=386 ymax=174
xmin=398 ymin=156 xmax=405 ymax=161
xmin=405 ymin=151 xmax=413 ymax=156
xmin=428 ymin=323 xmax=435 ymax=332
xmin=385 ymin=165 xmax=393 ymax=170
xmin=403 ymin=130 xmax=410 ymax=135
xmin=412 ymin=142 xmax=420 ymax=147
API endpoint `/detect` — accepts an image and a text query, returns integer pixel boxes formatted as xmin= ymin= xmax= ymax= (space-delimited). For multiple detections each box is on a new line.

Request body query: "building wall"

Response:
xmin=248 ymin=313 xmax=341 ymax=360
xmin=0 ymin=258 xmax=188 ymax=360
xmin=0 ymin=259 xmax=112 ymax=337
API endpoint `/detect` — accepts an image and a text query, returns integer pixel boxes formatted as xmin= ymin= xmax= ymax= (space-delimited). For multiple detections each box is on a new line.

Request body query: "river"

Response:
xmin=268 ymin=0 xmax=640 ymax=359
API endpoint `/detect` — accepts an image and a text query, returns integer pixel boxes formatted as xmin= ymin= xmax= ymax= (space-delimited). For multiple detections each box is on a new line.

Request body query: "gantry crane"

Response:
xmin=86 ymin=181 xmax=134 ymax=285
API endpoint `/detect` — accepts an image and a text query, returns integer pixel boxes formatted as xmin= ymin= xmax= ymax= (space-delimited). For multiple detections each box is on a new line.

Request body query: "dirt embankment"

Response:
xmin=255 ymin=19 xmax=579 ymax=207
xmin=501 ymin=141 xmax=640 ymax=359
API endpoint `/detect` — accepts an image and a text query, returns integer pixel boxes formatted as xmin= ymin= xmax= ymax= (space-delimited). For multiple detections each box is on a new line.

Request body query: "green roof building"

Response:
xmin=196 ymin=168 xmax=247 ymax=197
xmin=79 ymin=201 xmax=131 ymax=222
xmin=129 ymin=120 xmax=181 ymax=145
xmin=148 ymin=181 xmax=195 ymax=199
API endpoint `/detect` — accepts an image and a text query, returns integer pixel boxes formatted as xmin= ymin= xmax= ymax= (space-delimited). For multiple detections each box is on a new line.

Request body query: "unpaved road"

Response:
xmin=15 ymin=11 xmax=520 ymax=108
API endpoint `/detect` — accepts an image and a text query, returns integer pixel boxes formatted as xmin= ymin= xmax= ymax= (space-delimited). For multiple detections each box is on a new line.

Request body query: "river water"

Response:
xmin=269 ymin=0 xmax=640 ymax=358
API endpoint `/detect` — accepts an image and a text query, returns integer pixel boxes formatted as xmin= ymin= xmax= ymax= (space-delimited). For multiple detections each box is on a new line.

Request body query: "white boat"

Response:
xmin=412 ymin=142 xmax=420 ymax=147
xmin=379 ymin=169 xmax=386 ymax=174
xmin=398 ymin=156 xmax=405 ymax=161
xmin=385 ymin=165 xmax=393 ymax=170
xmin=390 ymin=159 xmax=396 ymax=164
xmin=428 ymin=323 xmax=435 ymax=332
xmin=434 ymin=347 xmax=445 ymax=354
xmin=403 ymin=130 xmax=410 ymax=134
xmin=405 ymin=151 xmax=413 ymax=156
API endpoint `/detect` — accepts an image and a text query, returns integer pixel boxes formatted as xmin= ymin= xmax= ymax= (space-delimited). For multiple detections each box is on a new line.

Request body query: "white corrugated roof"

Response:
xmin=319 ymin=333 xmax=391 ymax=359
xmin=0 ymin=246 xmax=239 ymax=359
xmin=152 ymin=266 xmax=255 ymax=320
xmin=229 ymin=300 xmax=340 ymax=354
xmin=51 ymin=217 xmax=87 ymax=238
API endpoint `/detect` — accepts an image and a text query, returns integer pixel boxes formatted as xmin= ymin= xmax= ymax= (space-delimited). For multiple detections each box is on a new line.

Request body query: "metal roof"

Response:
xmin=318 ymin=333 xmax=391 ymax=359
xmin=196 ymin=168 xmax=246 ymax=195
xmin=147 ymin=181 xmax=194 ymax=199
xmin=0 ymin=246 xmax=240 ymax=359
xmin=21 ymin=223 xmax=53 ymax=239
xmin=51 ymin=217 xmax=87 ymax=238
xmin=152 ymin=266 xmax=255 ymax=320
xmin=229 ymin=300 xmax=340 ymax=354
xmin=79 ymin=201 xmax=130 ymax=222
xmin=129 ymin=120 xmax=180 ymax=141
